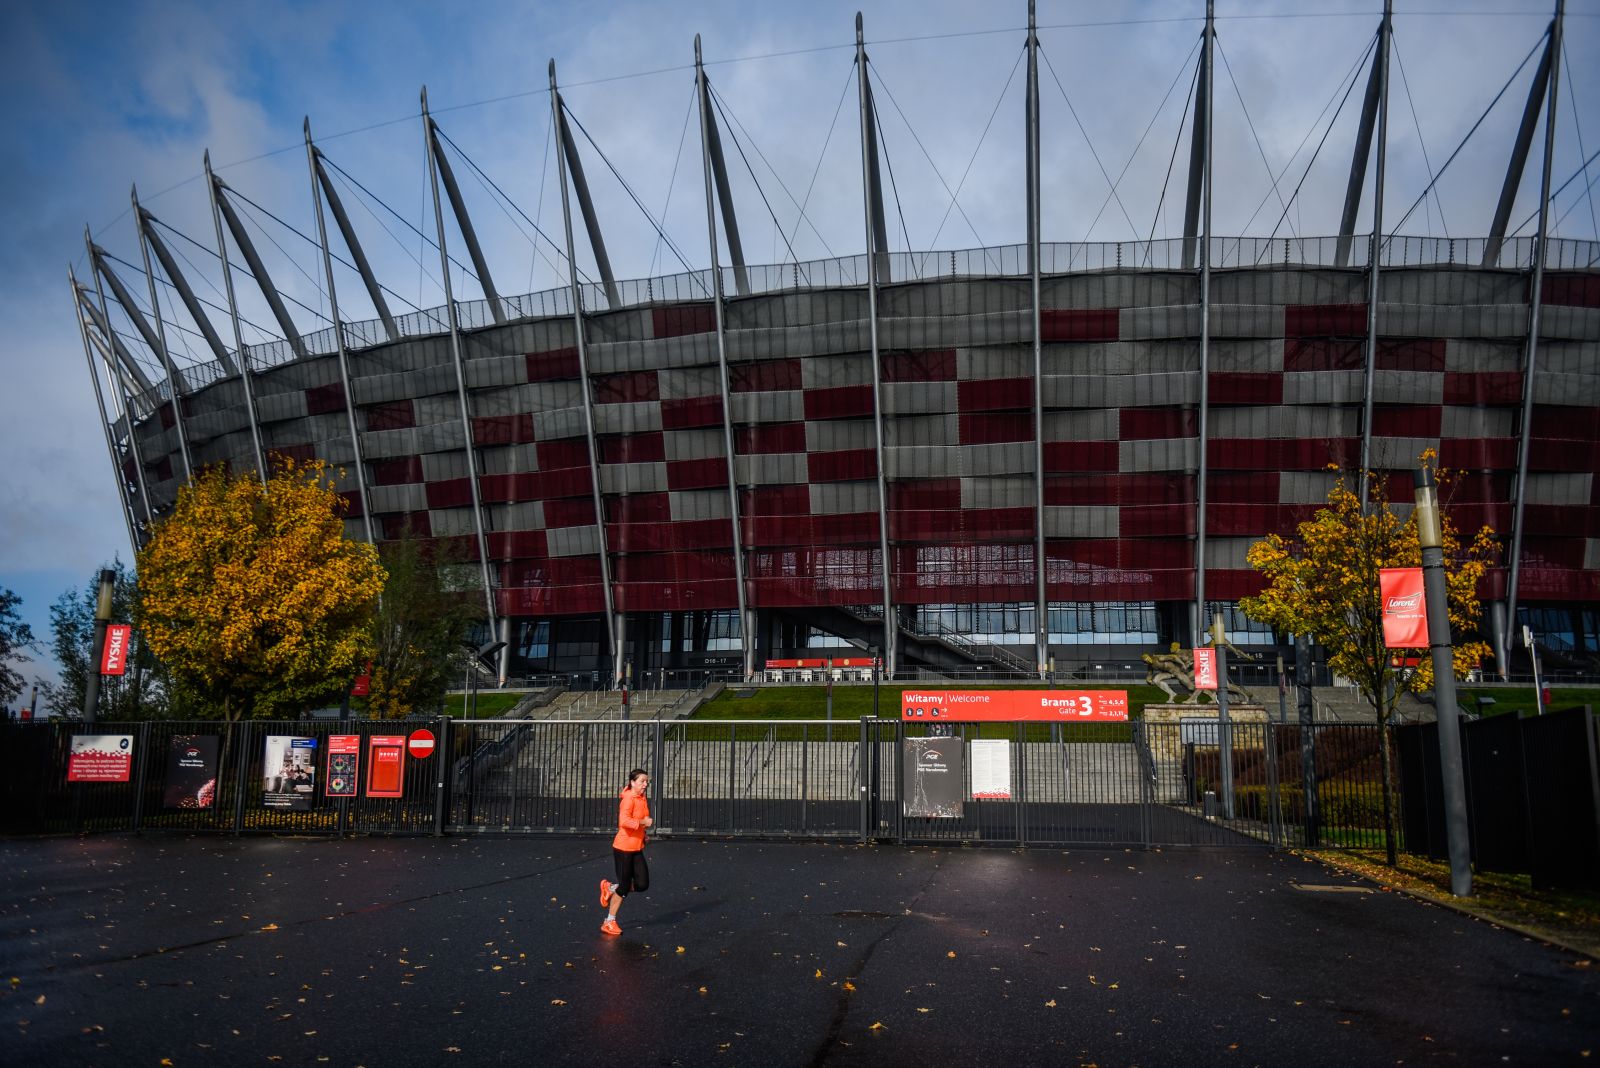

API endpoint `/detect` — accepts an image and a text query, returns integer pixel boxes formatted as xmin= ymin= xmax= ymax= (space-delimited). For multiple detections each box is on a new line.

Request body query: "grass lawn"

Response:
xmin=442 ymin=691 xmax=527 ymax=718
xmin=1309 ymin=848 xmax=1600 ymax=959
xmin=1459 ymin=686 xmax=1600 ymax=719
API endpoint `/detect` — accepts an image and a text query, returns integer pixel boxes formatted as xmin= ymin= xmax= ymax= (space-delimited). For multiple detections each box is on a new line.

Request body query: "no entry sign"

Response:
xmin=407 ymin=729 xmax=436 ymax=758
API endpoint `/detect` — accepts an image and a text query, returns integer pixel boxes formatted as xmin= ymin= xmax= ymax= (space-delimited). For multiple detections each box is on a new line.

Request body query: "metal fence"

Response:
xmin=2 ymin=717 xmax=1404 ymax=851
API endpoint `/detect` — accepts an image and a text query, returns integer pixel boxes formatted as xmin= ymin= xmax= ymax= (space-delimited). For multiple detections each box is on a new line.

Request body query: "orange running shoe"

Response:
xmin=600 ymin=918 xmax=621 ymax=937
xmin=599 ymin=879 xmax=612 ymax=908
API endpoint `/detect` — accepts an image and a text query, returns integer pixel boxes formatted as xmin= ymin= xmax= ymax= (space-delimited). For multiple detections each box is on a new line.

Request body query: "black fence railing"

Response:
xmin=2 ymin=717 xmax=1420 ymax=852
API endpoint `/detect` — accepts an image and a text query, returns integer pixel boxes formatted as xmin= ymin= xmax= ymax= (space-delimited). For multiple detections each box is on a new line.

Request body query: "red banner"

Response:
xmin=366 ymin=735 xmax=406 ymax=798
xmin=1192 ymin=647 xmax=1217 ymax=690
xmin=900 ymin=690 xmax=1128 ymax=722
xmin=1380 ymin=568 xmax=1429 ymax=649
xmin=100 ymin=624 xmax=131 ymax=676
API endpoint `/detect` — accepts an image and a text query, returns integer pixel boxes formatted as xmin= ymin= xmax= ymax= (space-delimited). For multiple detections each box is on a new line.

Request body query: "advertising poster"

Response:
xmin=969 ymin=739 xmax=1012 ymax=799
xmin=100 ymin=624 xmax=132 ymax=676
xmin=162 ymin=734 xmax=220 ymax=809
xmin=1193 ymin=648 xmax=1218 ymax=690
xmin=1380 ymin=568 xmax=1429 ymax=648
xmin=262 ymin=735 xmax=317 ymax=810
xmin=67 ymin=734 xmax=133 ymax=782
xmin=903 ymin=736 xmax=964 ymax=818
xmin=326 ymin=735 xmax=360 ymax=798
xmin=365 ymin=735 xmax=406 ymax=799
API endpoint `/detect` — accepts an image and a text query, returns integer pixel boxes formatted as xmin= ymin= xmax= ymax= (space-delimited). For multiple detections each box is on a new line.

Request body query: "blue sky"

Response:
xmin=1 ymin=0 xmax=1596 ymax=696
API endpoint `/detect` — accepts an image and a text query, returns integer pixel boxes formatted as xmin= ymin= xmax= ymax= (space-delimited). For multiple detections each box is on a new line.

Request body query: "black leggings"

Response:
xmin=612 ymin=848 xmax=649 ymax=897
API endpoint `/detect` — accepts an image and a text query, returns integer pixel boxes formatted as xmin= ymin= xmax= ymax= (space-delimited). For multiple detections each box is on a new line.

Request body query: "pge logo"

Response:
xmin=119 ymin=738 xmax=130 ymax=750
xmin=921 ymin=750 xmax=942 ymax=762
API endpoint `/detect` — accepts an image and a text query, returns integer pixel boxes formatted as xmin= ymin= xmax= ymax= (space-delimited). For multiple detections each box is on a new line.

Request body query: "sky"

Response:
xmin=0 ymin=0 xmax=1597 ymax=695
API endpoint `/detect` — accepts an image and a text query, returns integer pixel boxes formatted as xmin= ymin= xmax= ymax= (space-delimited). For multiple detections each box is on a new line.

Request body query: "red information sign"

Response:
xmin=1380 ymin=568 xmax=1429 ymax=649
xmin=366 ymin=735 xmax=406 ymax=798
xmin=1193 ymin=647 xmax=1217 ymax=690
xmin=101 ymin=624 xmax=132 ymax=676
xmin=900 ymin=690 xmax=1128 ymax=722
xmin=326 ymin=735 xmax=360 ymax=798
xmin=406 ymin=729 xmax=436 ymax=758
xmin=67 ymin=734 xmax=133 ymax=782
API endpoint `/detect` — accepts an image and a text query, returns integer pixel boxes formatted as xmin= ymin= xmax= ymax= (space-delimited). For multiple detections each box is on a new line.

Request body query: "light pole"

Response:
xmin=81 ymin=569 xmax=115 ymax=723
xmin=1209 ymin=615 xmax=1234 ymax=821
xmin=1415 ymin=465 xmax=1472 ymax=896
xmin=463 ymin=639 xmax=507 ymax=720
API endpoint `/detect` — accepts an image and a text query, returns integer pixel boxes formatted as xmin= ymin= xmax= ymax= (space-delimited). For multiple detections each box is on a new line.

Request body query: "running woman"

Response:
xmin=599 ymin=768 xmax=652 ymax=936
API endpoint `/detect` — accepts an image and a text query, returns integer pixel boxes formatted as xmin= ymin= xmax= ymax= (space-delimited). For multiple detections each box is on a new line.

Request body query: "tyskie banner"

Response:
xmin=100 ymin=624 xmax=131 ymax=676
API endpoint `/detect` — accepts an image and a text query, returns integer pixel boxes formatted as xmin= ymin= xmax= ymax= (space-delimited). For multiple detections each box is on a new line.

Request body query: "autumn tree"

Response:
xmin=136 ymin=459 xmax=386 ymax=721
xmin=1240 ymin=456 xmax=1497 ymax=863
xmin=0 ymin=587 xmax=36 ymax=708
xmin=364 ymin=533 xmax=477 ymax=719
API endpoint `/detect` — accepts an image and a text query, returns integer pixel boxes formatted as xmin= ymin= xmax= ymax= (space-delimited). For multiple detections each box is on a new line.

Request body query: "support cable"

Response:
xmin=871 ymin=68 xmax=988 ymax=250
xmin=649 ymin=83 xmax=697 ymax=279
xmin=1229 ymin=35 xmax=1373 ymax=249
xmin=1260 ymin=42 xmax=1369 ymax=249
xmin=104 ymin=248 xmax=279 ymax=345
xmin=323 ymin=165 xmax=434 ymax=311
xmin=709 ymin=83 xmax=833 ymax=267
xmin=1513 ymin=145 xmax=1600 ymax=236
xmin=321 ymin=155 xmax=481 ymax=284
xmin=784 ymin=64 xmax=854 ymax=262
xmin=709 ymin=87 xmax=806 ymax=270
xmin=1038 ymin=46 xmax=1143 ymax=241
xmin=870 ymin=89 xmax=918 ymax=268
xmin=529 ymin=103 xmax=556 ymax=293
xmin=923 ymin=46 xmax=1024 ymax=254
xmin=1390 ymin=37 xmax=1450 ymax=237
xmin=1145 ymin=54 xmax=1201 ymax=265
xmin=1561 ymin=41 xmax=1598 ymax=242
xmin=1079 ymin=36 xmax=1200 ymax=245
xmin=563 ymin=104 xmax=702 ymax=280
xmin=1385 ymin=32 xmax=1545 ymax=243
xmin=229 ymin=197 xmax=335 ymax=324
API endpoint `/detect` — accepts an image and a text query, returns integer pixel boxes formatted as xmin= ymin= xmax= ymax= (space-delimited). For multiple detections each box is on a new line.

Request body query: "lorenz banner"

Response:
xmin=263 ymin=735 xmax=317 ymax=810
xmin=1380 ymin=568 xmax=1429 ymax=649
xmin=163 ymin=735 xmax=220 ymax=810
xmin=903 ymin=736 xmax=964 ymax=818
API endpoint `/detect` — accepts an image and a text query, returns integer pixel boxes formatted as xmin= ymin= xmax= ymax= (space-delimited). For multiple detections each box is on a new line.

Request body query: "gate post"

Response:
xmin=1138 ymin=720 xmax=1153 ymax=848
xmin=433 ymin=715 xmax=452 ymax=837
xmin=1264 ymin=720 xmax=1283 ymax=848
xmin=131 ymin=721 xmax=152 ymax=833
xmin=231 ymin=722 xmax=251 ymax=836
xmin=858 ymin=717 xmax=870 ymax=843
xmin=1015 ymin=721 xmax=1026 ymax=847
xmin=652 ymin=720 xmax=665 ymax=831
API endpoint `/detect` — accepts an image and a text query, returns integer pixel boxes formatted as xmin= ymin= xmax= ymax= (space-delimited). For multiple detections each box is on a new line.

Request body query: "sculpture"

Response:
xmin=1142 ymin=641 xmax=1256 ymax=704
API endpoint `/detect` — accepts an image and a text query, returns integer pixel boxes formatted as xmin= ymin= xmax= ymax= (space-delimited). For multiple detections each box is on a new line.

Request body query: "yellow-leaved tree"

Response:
xmin=1239 ymin=454 xmax=1497 ymax=863
xmin=137 ymin=459 xmax=386 ymax=721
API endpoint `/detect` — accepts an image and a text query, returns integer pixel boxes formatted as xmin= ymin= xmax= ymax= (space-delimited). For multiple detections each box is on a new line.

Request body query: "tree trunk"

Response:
xmin=1377 ymin=701 xmax=1398 ymax=866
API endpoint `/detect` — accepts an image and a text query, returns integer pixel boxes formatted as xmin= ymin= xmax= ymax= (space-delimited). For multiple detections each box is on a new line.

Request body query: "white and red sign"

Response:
xmin=67 ymin=734 xmax=133 ymax=782
xmin=1380 ymin=568 xmax=1429 ymax=649
xmin=100 ymin=624 xmax=132 ymax=676
xmin=1193 ymin=647 xmax=1217 ymax=691
xmin=406 ymin=729 xmax=436 ymax=759
xmin=900 ymin=690 xmax=1128 ymax=722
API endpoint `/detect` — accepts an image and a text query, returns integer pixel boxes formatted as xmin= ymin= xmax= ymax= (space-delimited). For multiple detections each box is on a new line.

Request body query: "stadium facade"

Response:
xmin=73 ymin=5 xmax=1599 ymax=686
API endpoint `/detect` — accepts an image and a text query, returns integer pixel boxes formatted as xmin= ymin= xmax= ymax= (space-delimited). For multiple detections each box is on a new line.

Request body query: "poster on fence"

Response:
xmin=326 ymin=735 xmax=360 ymax=798
xmin=162 ymin=734 xmax=219 ymax=809
xmin=969 ymin=739 xmax=1012 ymax=799
xmin=67 ymin=734 xmax=133 ymax=782
xmin=903 ymin=736 xmax=964 ymax=818
xmin=365 ymin=736 xmax=406 ymax=798
xmin=262 ymin=735 xmax=317 ymax=810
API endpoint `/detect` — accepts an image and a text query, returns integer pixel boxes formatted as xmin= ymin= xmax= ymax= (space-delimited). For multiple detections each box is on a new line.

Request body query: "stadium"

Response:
xmin=70 ymin=4 xmax=1599 ymax=688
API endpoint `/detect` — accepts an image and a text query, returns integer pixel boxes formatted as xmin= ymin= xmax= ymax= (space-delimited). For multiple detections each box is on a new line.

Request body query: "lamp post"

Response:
xmin=1415 ymin=465 xmax=1472 ymax=896
xmin=1209 ymin=615 xmax=1234 ymax=820
xmin=463 ymin=639 xmax=508 ymax=720
xmin=81 ymin=569 xmax=116 ymax=724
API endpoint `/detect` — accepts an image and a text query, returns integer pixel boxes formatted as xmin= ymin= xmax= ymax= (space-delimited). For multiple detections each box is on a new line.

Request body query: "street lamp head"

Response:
xmin=1414 ymin=465 xmax=1442 ymax=549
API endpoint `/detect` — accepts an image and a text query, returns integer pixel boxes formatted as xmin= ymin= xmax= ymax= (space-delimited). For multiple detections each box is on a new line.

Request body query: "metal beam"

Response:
xmin=77 ymin=239 xmax=156 ymax=396
xmin=132 ymin=185 xmax=194 ymax=482
xmin=83 ymin=308 xmax=154 ymax=527
xmin=1358 ymin=1 xmax=1393 ymax=508
xmin=204 ymin=150 xmax=269 ymax=481
xmin=210 ymin=174 xmax=308 ymax=360
xmin=305 ymin=118 xmax=376 ymax=545
xmin=137 ymin=209 xmax=235 ymax=371
xmin=1335 ymin=23 xmax=1385 ymax=269
xmin=71 ymin=266 xmax=140 ymax=556
xmin=1483 ymin=21 xmax=1556 ymax=267
xmin=1027 ymin=0 xmax=1048 ymax=681
xmin=860 ymin=42 xmax=892 ymax=288
xmin=549 ymin=60 xmax=621 ymax=685
xmin=84 ymin=240 xmax=162 ymax=390
xmin=696 ymin=34 xmax=755 ymax=681
xmin=1193 ymin=0 xmax=1215 ymax=641
xmin=1181 ymin=18 xmax=1210 ymax=272
xmin=698 ymin=53 xmax=750 ymax=298
xmin=310 ymin=143 xmax=399 ymax=341
xmin=422 ymin=88 xmax=500 ymax=653
xmin=426 ymin=117 xmax=507 ymax=325
xmin=553 ymin=87 xmax=621 ymax=309
xmin=858 ymin=12 xmax=896 ymax=678
xmin=1506 ymin=0 xmax=1565 ymax=658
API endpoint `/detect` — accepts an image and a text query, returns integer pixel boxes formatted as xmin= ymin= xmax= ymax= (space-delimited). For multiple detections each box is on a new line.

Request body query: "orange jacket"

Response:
xmin=612 ymin=789 xmax=650 ymax=852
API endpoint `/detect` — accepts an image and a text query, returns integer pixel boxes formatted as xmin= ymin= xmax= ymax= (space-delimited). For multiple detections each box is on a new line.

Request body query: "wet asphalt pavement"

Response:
xmin=1 ymin=834 xmax=1597 ymax=1067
